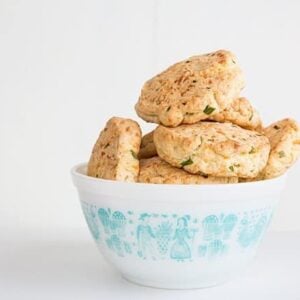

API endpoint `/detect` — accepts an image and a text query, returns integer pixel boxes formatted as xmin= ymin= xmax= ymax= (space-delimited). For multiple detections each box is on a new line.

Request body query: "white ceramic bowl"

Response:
xmin=71 ymin=163 xmax=286 ymax=289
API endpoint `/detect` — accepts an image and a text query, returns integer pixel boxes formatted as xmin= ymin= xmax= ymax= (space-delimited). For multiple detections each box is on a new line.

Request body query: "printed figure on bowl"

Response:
xmin=137 ymin=213 xmax=156 ymax=259
xmin=170 ymin=217 xmax=196 ymax=261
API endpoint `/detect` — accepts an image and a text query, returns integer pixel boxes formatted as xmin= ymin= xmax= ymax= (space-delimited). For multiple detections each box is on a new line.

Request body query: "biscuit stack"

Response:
xmin=88 ymin=50 xmax=300 ymax=184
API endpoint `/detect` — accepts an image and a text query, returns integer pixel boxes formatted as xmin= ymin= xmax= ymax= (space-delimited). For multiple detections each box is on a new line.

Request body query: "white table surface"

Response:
xmin=1 ymin=228 xmax=300 ymax=300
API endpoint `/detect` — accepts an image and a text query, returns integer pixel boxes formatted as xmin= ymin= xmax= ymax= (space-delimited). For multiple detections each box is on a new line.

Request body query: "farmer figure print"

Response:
xmin=136 ymin=213 xmax=156 ymax=259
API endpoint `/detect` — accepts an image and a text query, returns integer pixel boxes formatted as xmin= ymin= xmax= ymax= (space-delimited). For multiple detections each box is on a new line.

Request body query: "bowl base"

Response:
xmin=121 ymin=273 xmax=233 ymax=290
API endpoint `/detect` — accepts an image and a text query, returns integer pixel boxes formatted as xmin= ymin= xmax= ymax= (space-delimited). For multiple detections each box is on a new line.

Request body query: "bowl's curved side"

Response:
xmin=71 ymin=163 xmax=286 ymax=289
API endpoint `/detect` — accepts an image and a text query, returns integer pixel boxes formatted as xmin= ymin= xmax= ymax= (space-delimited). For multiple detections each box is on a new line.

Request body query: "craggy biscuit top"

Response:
xmin=87 ymin=117 xmax=142 ymax=182
xmin=138 ymin=131 xmax=157 ymax=159
xmin=139 ymin=156 xmax=238 ymax=184
xmin=153 ymin=122 xmax=270 ymax=178
xmin=262 ymin=118 xmax=300 ymax=179
xmin=135 ymin=50 xmax=245 ymax=127
xmin=209 ymin=97 xmax=262 ymax=131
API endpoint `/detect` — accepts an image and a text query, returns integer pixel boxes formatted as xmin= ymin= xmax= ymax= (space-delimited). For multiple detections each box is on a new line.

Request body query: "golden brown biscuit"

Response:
xmin=135 ymin=50 xmax=245 ymax=127
xmin=138 ymin=131 xmax=157 ymax=159
xmin=138 ymin=157 xmax=238 ymax=184
xmin=154 ymin=122 xmax=270 ymax=178
xmin=262 ymin=118 xmax=300 ymax=179
xmin=137 ymin=98 xmax=261 ymax=161
xmin=87 ymin=117 xmax=142 ymax=182
xmin=209 ymin=97 xmax=262 ymax=131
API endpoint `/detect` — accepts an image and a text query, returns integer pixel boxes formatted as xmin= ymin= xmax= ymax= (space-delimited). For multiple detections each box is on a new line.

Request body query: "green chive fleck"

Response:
xmin=181 ymin=158 xmax=193 ymax=167
xmin=249 ymin=147 xmax=256 ymax=154
xmin=186 ymin=112 xmax=195 ymax=116
xmin=130 ymin=150 xmax=138 ymax=159
xmin=278 ymin=151 xmax=285 ymax=158
xmin=229 ymin=165 xmax=235 ymax=172
xmin=203 ymin=105 xmax=216 ymax=115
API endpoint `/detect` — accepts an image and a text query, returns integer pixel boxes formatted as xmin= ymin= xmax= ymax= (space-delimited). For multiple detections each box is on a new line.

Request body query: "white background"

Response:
xmin=1 ymin=0 xmax=300 ymax=237
xmin=1 ymin=1 xmax=300 ymax=298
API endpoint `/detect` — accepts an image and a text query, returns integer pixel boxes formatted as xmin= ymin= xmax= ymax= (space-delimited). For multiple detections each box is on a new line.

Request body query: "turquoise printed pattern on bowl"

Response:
xmin=81 ymin=202 xmax=273 ymax=262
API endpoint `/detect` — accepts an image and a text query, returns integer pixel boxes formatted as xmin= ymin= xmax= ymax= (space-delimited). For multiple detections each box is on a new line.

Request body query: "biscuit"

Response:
xmin=87 ymin=117 xmax=142 ymax=182
xmin=135 ymin=50 xmax=245 ymax=127
xmin=209 ymin=97 xmax=262 ymax=131
xmin=138 ymin=131 xmax=157 ymax=159
xmin=138 ymin=157 xmax=238 ymax=184
xmin=153 ymin=122 xmax=270 ymax=178
xmin=262 ymin=118 xmax=300 ymax=179
xmin=137 ymin=98 xmax=261 ymax=161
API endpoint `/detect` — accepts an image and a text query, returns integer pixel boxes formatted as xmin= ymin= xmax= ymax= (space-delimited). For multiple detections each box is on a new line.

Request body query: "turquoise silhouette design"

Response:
xmin=123 ymin=241 xmax=132 ymax=254
xmin=105 ymin=237 xmax=132 ymax=257
xmin=105 ymin=238 xmax=113 ymax=249
xmin=97 ymin=208 xmax=129 ymax=257
xmin=207 ymin=239 xmax=228 ymax=257
xmin=198 ymin=239 xmax=228 ymax=258
xmin=98 ymin=208 xmax=110 ymax=233
xmin=222 ymin=214 xmax=238 ymax=239
xmin=137 ymin=213 xmax=156 ymax=259
xmin=198 ymin=245 xmax=207 ymax=257
xmin=98 ymin=208 xmax=127 ymax=236
xmin=202 ymin=215 xmax=221 ymax=241
xmin=238 ymin=215 xmax=268 ymax=248
xmin=155 ymin=222 xmax=173 ymax=256
xmin=110 ymin=211 xmax=126 ymax=236
xmin=82 ymin=204 xmax=100 ymax=241
xmin=198 ymin=213 xmax=237 ymax=258
xmin=88 ymin=207 xmax=272 ymax=261
xmin=202 ymin=214 xmax=237 ymax=241
xmin=170 ymin=217 xmax=195 ymax=261
xmin=106 ymin=234 xmax=124 ymax=256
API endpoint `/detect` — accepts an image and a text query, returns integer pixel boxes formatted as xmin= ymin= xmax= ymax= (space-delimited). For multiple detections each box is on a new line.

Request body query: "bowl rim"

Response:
xmin=71 ymin=162 xmax=287 ymax=201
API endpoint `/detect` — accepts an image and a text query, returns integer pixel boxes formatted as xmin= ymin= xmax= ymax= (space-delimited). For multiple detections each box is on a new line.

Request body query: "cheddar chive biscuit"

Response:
xmin=87 ymin=117 xmax=142 ymax=182
xmin=262 ymin=118 xmax=300 ymax=179
xmin=153 ymin=122 xmax=270 ymax=178
xmin=135 ymin=50 xmax=245 ymax=127
xmin=137 ymin=98 xmax=261 ymax=161
xmin=139 ymin=157 xmax=238 ymax=184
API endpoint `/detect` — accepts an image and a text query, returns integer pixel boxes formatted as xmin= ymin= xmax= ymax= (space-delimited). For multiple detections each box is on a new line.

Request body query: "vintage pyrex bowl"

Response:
xmin=71 ymin=163 xmax=286 ymax=289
